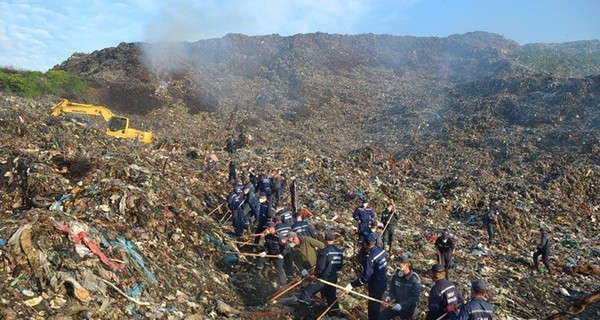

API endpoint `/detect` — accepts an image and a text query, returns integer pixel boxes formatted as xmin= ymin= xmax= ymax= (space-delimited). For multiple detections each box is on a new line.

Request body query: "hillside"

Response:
xmin=1 ymin=32 xmax=600 ymax=319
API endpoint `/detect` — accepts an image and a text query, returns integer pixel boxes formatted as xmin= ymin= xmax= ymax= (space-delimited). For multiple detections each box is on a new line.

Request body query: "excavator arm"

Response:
xmin=51 ymin=99 xmax=115 ymax=122
xmin=51 ymin=99 xmax=153 ymax=143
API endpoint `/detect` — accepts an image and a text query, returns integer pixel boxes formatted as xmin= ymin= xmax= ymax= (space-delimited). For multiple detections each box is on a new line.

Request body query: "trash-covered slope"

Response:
xmin=2 ymin=87 xmax=600 ymax=319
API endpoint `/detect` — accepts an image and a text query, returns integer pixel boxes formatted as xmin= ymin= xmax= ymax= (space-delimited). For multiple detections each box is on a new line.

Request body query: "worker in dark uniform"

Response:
xmin=434 ymin=230 xmax=455 ymax=275
xmin=484 ymin=204 xmax=502 ymax=245
xmin=254 ymin=194 xmax=272 ymax=244
xmin=533 ymin=224 xmax=552 ymax=272
xmin=457 ymin=279 xmax=494 ymax=320
xmin=273 ymin=216 xmax=294 ymax=281
xmin=258 ymin=222 xmax=286 ymax=286
xmin=227 ymin=181 xmax=245 ymax=237
xmin=354 ymin=202 xmax=375 ymax=243
xmin=275 ymin=206 xmax=294 ymax=226
xmin=426 ymin=264 xmax=464 ymax=320
xmin=379 ymin=255 xmax=421 ymax=320
xmin=380 ymin=204 xmax=398 ymax=251
xmin=227 ymin=159 xmax=236 ymax=183
xmin=297 ymin=233 xmax=344 ymax=316
xmin=346 ymin=232 xmax=388 ymax=320
xmin=258 ymin=172 xmax=273 ymax=203
xmin=292 ymin=211 xmax=316 ymax=238
xmin=241 ymin=185 xmax=260 ymax=229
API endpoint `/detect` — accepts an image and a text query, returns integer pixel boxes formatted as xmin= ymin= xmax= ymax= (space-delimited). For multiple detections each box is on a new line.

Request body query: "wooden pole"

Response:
xmin=219 ymin=251 xmax=279 ymax=258
xmin=316 ymin=290 xmax=349 ymax=320
xmin=208 ymin=201 xmax=226 ymax=216
xmin=315 ymin=278 xmax=392 ymax=307
xmin=269 ymin=266 xmax=316 ymax=303
xmin=380 ymin=211 xmax=395 ymax=236
xmin=269 ymin=277 xmax=307 ymax=303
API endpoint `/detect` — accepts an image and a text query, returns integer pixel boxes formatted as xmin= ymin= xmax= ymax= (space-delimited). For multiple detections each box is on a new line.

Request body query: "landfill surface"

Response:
xmin=1 ymin=32 xmax=600 ymax=320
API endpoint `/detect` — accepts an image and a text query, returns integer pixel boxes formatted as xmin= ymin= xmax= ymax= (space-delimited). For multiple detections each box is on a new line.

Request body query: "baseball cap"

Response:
xmin=364 ymin=232 xmax=376 ymax=243
xmin=394 ymin=255 xmax=410 ymax=264
xmin=286 ymin=231 xmax=298 ymax=239
xmin=266 ymin=221 xmax=276 ymax=228
xmin=430 ymin=264 xmax=445 ymax=273
xmin=324 ymin=233 xmax=336 ymax=241
xmin=470 ymin=279 xmax=487 ymax=292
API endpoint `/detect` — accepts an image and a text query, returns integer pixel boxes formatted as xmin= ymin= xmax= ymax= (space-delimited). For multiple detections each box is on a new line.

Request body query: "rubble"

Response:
xmin=2 ymin=32 xmax=600 ymax=319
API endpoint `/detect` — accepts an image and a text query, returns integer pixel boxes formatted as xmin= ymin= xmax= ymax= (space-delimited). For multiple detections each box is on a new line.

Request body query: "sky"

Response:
xmin=1 ymin=0 xmax=599 ymax=71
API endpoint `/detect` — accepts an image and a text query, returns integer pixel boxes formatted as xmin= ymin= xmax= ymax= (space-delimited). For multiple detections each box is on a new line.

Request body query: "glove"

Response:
xmin=344 ymin=283 xmax=353 ymax=292
xmin=258 ymin=251 xmax=267 ymax=258
xmin=383 ymin=296 xmax=392 ymax=303
xmin=301 ymin=269 xmax=309 ymax=277
xmin=277 ymin=254 xmax=284 ymax=259
xmin=392 ymin=303 xmax=402 ymax=311
xmin=445 ymin=304 xmax=458 ymax=312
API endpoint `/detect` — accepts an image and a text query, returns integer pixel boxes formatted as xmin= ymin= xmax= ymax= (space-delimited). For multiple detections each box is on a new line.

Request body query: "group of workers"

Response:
xmin=224 ymin=167 xmax=556 ymax=319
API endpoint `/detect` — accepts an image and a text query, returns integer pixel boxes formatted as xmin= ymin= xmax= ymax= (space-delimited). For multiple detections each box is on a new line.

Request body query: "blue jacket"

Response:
xmin=258 ymin=176 xmax=272 ymax=196
xmin=292 ymin=220 xmax=316 ymax=237
xmin=264 ymin=233 xmax=282 ymax=255
xmin=316 ymin=244 xmax=344 ymax=281
xmin=354 ymin=207 xmax=375 ymax=231
xmin=275 ymin=208 xmax=294 ymax=225
xmin=257 ymin=201 xmax=272 ymax=224
xmin=457 ymin=297 xmax=494 ymax=320
xmin=227 ymin=189 xmax=243 ymax=211
xmin=351 ymin=245 xmax=387 ymax=288
xmin=275 ymin=222 xmax=292 ymax=238
xmin=388 ymin=270 xmax=421 ymax=319
xmin=427 ymin=279 xmax=464 ymax=320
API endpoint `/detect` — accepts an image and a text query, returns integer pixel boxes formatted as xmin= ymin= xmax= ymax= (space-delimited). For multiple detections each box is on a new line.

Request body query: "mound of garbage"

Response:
xmin=2 ymin=32 xmax=600 ymax=319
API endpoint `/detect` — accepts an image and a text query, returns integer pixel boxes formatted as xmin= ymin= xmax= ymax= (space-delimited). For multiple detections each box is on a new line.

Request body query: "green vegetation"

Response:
xmin=0 ymin=68 xmax=88 ymax=98
xmin=516 ymin=44 xmax=600 ymax=77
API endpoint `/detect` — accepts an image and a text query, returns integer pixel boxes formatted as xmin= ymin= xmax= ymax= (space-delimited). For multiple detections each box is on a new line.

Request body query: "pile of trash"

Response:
xmin=2 ymin=32 xmax=600 ymax=319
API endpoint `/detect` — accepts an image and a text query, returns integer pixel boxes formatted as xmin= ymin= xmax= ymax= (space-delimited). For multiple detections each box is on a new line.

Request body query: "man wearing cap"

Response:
xmin=457 ymin=279 xmax=494 ymax=320
xmin=258 ymin=222 xmax=286 ymax=286
xmin=227 ymin=181 xmax=245 ymax=237
xmin=434 ymin=230 xmax=456 ymax=275
xmin=286 ymin=231 xmax=325 ymax=275
xmin=346 ymin=232 xmax=388 ymax=320
xmin=354 ymin=202 xmax=376 ymax=243
xmin=253 ymin=194 xmax=273 ymax=244
xmin=296 ymin=233 xmax=344 ymax=315
xmin=258 ymin=172 xmax=273 ymax=203
xmin=533 ymin=224 xmax=552 ymax=272
xmin=378 ymin=255 xmax=420 ymax=320
xmin=426 ymin=264 xmax=464 ymax=320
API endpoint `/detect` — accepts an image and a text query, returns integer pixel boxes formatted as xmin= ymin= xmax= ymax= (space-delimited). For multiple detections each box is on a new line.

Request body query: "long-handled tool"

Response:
xmin=269 ymin=266 xmax=316 ymax=303
xmin=219 ymin=250 xmax=279 ymax=258
xmin=380 ymin=210 xmax=395 ymax=237
xmin=315 ymin=278 xmax=393 ymax=308
xmin=316 ymin=289 xmax=350 ymax=320
xmin=208 ymin=201 xmax=226 ymax=216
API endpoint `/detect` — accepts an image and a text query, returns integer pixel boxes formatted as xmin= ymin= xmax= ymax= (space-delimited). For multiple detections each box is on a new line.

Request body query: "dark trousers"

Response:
xmin=486 ymin=224 xmax=495 ymax=244
xmin=258 ymin=257 xmax=286 ymax=285
xmin=378 ymin=308 xmax=414 ymax=320
xmin=298 ymin=277 xmax=338 ymax=311
xmin=232 ymin=209 xmax=244 ymax=236
xmin=283 ymin=252 xmax=294 ymax=279
xmin=533 ymin=249 xmax=551 ymax=269
xmin=367 ymin=282 xmax=386 ymax=320
xmin=382 ymin=228 xmax=394 ymax=248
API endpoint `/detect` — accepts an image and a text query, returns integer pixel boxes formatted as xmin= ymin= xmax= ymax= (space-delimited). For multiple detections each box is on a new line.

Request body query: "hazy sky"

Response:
xmin=1 ymin=0 xmax=599 ymax=71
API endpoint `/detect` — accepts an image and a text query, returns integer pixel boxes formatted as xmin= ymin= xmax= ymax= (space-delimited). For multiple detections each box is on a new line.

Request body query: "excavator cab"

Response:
xmin=108 ymin=116 xmax=128 ymax=132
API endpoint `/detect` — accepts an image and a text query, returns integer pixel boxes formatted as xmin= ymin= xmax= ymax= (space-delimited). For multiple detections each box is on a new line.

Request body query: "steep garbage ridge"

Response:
xmin=1 ymin=32 xmax=599 ymax=319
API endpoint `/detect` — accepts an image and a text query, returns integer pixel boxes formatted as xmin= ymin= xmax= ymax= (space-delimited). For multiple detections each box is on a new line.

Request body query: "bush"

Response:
xmin=0 ymin=68 xmax=88 ymax=97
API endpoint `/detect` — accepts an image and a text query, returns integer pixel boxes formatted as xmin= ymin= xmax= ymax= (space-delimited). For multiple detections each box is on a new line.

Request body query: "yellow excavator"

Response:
xmin=51 ymin=99 xmax=153 ymax=143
